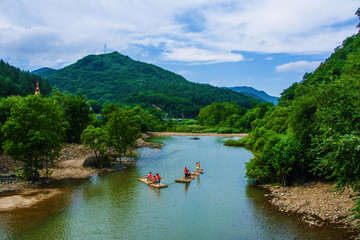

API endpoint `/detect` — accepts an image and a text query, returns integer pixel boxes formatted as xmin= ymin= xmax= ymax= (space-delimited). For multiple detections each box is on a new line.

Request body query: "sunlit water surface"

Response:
xmin=0 ymin=136 xmax=355 ymax=239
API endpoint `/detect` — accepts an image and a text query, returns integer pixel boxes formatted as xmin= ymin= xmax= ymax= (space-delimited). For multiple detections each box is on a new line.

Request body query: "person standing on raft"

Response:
xmin=184 ymin=167 xmax=190 ymax=178
xmin=156 ymin=173 xmax=161 ymax=185
xmin=196 ymin=162 xmax=200 ymax=169
xmin=147 ymin=172 xmax=153 ymax=181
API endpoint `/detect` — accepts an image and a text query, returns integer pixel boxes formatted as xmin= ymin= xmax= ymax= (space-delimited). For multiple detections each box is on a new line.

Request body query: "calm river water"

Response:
xmin=0 ymin=136 xmax=354 ymax=239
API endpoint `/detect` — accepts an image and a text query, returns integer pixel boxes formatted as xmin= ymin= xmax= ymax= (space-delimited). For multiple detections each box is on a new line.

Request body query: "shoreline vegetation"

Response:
xmin=0 ymin=132 xmax=359 ymax=234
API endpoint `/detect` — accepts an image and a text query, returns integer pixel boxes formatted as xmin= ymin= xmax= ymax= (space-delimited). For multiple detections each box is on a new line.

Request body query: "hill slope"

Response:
xmin=280 ymin=33 xmax=360 ymax=101
xmin=31 ymin=67 xmax=58 ymax=79
xmin=226 ymin=86 xmax=278 ymax=105
xmin=0 ymin=60 xmax=52 ymax=98
xmin=44 ymin=52 xmax=260 ymax=117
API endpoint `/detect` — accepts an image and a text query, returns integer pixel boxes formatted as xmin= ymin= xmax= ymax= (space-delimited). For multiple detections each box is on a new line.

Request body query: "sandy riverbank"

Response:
xmin=0 ymin=144 xmax=97 ymax=211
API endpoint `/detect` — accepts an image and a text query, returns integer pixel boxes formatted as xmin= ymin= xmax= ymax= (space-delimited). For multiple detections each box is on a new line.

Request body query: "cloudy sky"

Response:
xmin=1 ymin=0 xmax=359 ymax=96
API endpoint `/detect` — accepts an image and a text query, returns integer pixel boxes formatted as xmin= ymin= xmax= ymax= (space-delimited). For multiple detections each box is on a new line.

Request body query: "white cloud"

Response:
xmin=0 ymin=0 xmax=358 ymax=69
xmin=275 ymin=60 xmax=322 ymax=73
xmin=162 ymin=47 xmax=244 ymax=63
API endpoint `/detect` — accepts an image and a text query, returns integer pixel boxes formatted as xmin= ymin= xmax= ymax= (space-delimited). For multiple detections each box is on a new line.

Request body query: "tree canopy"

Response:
xmin=1 ymin=95 xmax=68 ymax=181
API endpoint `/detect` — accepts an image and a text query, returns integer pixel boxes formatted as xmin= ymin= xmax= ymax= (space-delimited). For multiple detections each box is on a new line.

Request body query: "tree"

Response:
xmin=51 ymin=89 xmax=92 ymax=143
xmin=197 ymin=102 xmax=246 ymax=126
xmin=0 ymin=95 xmax=23 ymax=149
xmin=81 ymin=125 xmax=107 ymax=168
xmin=106 ymin=108 xmax=141 ymax=162
xmin=1 ymin=95 xmax=68 ymax=181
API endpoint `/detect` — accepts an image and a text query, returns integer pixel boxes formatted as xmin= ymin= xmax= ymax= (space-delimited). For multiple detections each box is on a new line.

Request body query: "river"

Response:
xmin=0 ymin=136 xmax=353 ymax=239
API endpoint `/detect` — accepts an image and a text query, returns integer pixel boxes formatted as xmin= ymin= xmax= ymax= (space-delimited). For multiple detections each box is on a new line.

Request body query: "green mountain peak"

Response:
xmin=45 ymin=52 xmax=260 ymax=117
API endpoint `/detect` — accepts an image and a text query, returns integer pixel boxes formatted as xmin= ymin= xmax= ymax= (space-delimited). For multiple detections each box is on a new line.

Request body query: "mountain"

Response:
xmin=41 ymin=52 xmax=260 ymax=117
xmin=0 ymin=60 xmax=52 ymax=98
xmin=280 ymin=33 xmax=360 ymax=102
xmin=226 ymin=86 xmax=278 ymax=105
xmin=31 ymin=67 xmax=58 ymax=79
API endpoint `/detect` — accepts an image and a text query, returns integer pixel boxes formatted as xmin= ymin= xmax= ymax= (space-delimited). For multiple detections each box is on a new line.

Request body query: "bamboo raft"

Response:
xmin=138 ymin=177 xmax=168 ymax=188
xmin=175 ymin=169 xmax=203 ymax=183
xmin=195 ymin=168 xmax=204 ymax=173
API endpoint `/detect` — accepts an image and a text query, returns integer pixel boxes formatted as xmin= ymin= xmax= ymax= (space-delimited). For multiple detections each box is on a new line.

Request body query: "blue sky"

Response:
xmin=0 ymin=0 xmax=359 ymax=96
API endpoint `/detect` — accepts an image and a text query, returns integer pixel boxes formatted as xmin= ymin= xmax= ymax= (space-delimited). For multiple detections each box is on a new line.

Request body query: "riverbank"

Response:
xmin=0 ymin=144 xmax=97 ymax=211
xmin=261 ymin=182 xmax=360 ymax=233
xmin=0 ymin=134 xmax=164 ymax=210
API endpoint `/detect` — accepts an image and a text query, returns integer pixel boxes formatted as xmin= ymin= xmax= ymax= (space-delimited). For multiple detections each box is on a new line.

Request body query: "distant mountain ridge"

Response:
xmin=31 ymin=67 xmax=58 ymax=79
xmin=35 ymin=52 xmax=260 ymax=117
xmin=226 ymin=86 xmax=278 ymax=105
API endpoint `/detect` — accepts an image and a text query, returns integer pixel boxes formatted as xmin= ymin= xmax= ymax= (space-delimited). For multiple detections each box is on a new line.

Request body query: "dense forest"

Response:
xmin=40 ymin=52 xmax=260 ymax=117
xmin=0 ymin=60 xmax=52 ymax=98
xmin=225 ymin=16 xmax=360 ymax=218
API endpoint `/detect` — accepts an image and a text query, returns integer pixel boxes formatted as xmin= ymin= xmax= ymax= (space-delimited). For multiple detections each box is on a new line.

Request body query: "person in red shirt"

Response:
xmin=156 ymin=173 xmax=161 ymax=185
xmin=147 ymin=172 xmax=153 ymax=181
xmin=184 ymin=167 xmax=190 ymax=178
xmin=152 ymin=175 xmax=158 ymax=183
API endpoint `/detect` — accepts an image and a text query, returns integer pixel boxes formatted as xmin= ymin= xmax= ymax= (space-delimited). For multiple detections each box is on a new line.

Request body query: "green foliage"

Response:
xmin=105 ymin=108 xmax=141 ymax=161
xmin=239 ymin=28 xmax=360 ymax=218
xmin=235 ymin=102 xmax=273 ymax=132
xmin=245 ymin=133 xmax=304 ymax=186
xmin=0 ymin=60 xmax=52 ymax=97
xmin=1 ymin=95 xmax=68 ymax=181
xmin=245 ymin=154 xmax=272 ymax=184
xmin=81 ymin=125 xmax=107 ymax=168
xmin=46 ymin=52 xmax=260 ymax=117
xmin=0 ymin=96 xmax=23 ymax=148
xmin=87 ymin=99 xmax=102 ymax=113
xmin=313 ymin=131 xmax=360 ymax=189
xmin=198 ymin=102 xmax=246 ymax=127
xmin=51 ymin=89 xmax=92 ymax=143
xmin=132 ymin=105 xmax=165 ymax=132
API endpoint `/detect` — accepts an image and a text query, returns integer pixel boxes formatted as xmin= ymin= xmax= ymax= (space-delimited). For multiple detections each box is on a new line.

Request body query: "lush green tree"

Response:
xmin=0 ymin=95 xmax=23 ymax=148
xmin=81 ymin=125 xmax=107 ymax=168
xmin=263 ymin=105 xmax=291 ymax=134
xmin=100 ymin=103 xmax=120 ymax=125
xmin=2 ymin=95 xmax=68 ymax=181
xmin=132 ymin=105 xmax=164 ymax=132
xmin=105 ymin=108 xmax=141 ymax=162
xmin=236 ymin=102 xmax=273 ymax=132
xmin=198 ymin=102 xmax=246 ymax=126
xmin=262 ymin=134 xmax=302 ymax=186
xmin=87 ymin=99 xmax=102 ymax=113
xmin=52 ymin=89 xmax=92 ymax=143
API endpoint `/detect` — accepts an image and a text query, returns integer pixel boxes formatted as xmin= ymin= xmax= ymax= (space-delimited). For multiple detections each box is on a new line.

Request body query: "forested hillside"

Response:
xmin=43 ymin=52 xmax=260 ymax=117
xmin=0 ymin=60 xmax=52 ymax=97
xmin=32 ymin=67 xmax=58 ymax=79
xmin=227 ymin=28 xmax=360 ymax=218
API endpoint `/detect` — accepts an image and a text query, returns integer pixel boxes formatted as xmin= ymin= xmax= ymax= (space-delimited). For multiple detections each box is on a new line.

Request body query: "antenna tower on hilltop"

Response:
xmin=104 ymin=44 xmax=107 ymax=54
